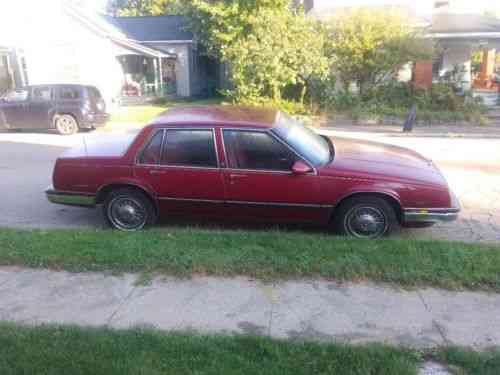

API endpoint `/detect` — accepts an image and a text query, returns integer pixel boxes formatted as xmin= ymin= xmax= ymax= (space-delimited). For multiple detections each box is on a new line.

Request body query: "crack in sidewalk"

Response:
xmin=106 ymin=284 xmax=138 ymax=326
xmin=417 ymin=290 xmax=450 ymax=345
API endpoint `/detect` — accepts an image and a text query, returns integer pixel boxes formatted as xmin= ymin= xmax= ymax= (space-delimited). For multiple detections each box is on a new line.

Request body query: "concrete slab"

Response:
xmin=0 ymin=267 xmax=135 ymax=326
xmin=0 ymin=267 xmax=499 ymax=349
xmin=270 ymin=281 xmax=443 ymax=348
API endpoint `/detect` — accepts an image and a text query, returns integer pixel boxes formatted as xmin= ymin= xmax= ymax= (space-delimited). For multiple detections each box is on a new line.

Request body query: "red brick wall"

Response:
xmin=412 ymin=60 xmax=433 ymax=90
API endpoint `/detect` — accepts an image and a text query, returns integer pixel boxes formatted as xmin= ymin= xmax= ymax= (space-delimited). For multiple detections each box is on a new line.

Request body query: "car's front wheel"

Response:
xmin=54 ymin=114 xmax=79 ymax=135
xmin=104 ymin=188 xmax=157 ymax=231
xmin=334 ymin=196 xmax=398 ymax=239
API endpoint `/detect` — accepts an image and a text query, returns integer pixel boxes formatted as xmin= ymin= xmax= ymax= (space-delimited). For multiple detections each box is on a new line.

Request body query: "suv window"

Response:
xmin=87 ymin=86 xmax=102 ymax=99
xmin=223 ymin=130 xmax=297 ymax=171
xmin=31 ymin=87 xmax=52 ymax=101
xmin=59 ymin=87 xmax=81 ymax=100
xmin=161 ymin=129 xmax=217 ymax=168
xmin=139 ymin=131 xmax=163 ymax=165
xmin=4 ymin=89 xmax=28 ymax=102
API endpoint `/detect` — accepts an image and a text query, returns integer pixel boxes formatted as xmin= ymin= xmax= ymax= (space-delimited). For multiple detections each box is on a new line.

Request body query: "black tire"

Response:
xmin=333 ymin=196 xmax=399 ymax=239
xmin=103 ymin=188 xmax=157 ymax=231
xmin=54 ymin=114 xmax=79 ymax=135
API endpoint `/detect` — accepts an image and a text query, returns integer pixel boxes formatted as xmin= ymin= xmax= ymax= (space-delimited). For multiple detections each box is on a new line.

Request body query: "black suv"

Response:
xmin=0 ymin=84 xmax=109 ymax=135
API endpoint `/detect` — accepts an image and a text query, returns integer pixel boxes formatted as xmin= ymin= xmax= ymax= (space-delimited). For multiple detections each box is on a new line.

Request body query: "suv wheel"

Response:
xmin=55 ymin=114 xmax=79 ymax=135
xmin=104 ymin=188 xmax=157 ymax=231
xmin=334 ymin=196 xmax=398 ymax=239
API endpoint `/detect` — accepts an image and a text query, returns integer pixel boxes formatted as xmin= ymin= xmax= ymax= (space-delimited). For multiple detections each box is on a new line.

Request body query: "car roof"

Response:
xmin=149 ymin=105 xmax=280 ymax=128
xmin=24 ymin=84 xmax=89 ymax=90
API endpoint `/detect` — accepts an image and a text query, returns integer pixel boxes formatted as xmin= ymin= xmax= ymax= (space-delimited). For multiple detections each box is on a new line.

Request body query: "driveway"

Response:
xmin=0 ymin=126 xmax=499 ymax=242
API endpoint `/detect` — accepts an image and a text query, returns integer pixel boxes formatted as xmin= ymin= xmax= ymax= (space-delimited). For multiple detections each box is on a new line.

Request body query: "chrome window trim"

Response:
xmin=220 ymin=127 xmax=317 ymax=175
xmin=135 ymin=127 xmax=220 ymax=170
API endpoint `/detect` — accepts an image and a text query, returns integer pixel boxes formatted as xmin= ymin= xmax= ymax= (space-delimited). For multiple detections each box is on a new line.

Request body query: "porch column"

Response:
xmin=158 ymin=57 xmax=163 ymax=96
xmin=153 ymin=57 xmax=159 ymax=95
xmin=479 ymin=48 xmax=496 ymax=81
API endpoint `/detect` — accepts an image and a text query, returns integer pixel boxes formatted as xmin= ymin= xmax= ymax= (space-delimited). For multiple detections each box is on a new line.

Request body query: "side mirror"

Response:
xmin=291 ymin=160 xmax=313 ymax=175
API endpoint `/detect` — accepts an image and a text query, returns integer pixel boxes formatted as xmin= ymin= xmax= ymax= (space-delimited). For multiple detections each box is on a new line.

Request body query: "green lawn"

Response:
xmin=1 ymin=323 xmax=499 ymax=375
xmin=1 ymin=227 xmax=499 ymax=291
xmin=109 ymin=97 xmax=225 ymax=123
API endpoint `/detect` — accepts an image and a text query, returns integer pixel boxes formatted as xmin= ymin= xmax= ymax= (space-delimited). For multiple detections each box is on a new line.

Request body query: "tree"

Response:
xmin=181 ymin=0 xmax=326 ymax=102
xmin=226 ymin=8 xmax=327 ymax=102
xmin=106 ymin=0 xmax=182 ymax=16
xmin=325 ymin=9 xmax=433 ymax=96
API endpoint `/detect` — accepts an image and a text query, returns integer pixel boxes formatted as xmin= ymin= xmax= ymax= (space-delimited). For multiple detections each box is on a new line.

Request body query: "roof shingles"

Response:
xmin=103 ymin=15 xmax=193 ymax=42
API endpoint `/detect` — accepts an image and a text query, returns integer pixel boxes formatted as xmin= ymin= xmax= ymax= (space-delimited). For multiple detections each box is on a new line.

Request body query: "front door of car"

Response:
xmin=134 ymin=128 xmax=225 ymax=217
xmin=221 ymin=129 xmax=323 ymax=222
xmin=26 ymin=86 xmax=54 ymax=129
xmin=0 ymin=88 xmax=30 ymax=128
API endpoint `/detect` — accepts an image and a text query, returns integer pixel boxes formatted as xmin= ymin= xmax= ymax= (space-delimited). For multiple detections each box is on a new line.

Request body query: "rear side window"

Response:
xmin=59 ymin=87 xmax=81 ymax=100
xmin=31 ymin=87 xmax=52 ymax=101
xmin=161 ymin=129 xmax=217 ymax=168
xmin=139 ymin=131 xmax=163 ymax=165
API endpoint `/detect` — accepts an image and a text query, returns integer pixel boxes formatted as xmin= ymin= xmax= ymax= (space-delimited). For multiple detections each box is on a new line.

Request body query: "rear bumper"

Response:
xmin=80 ymin=113 xmax=109 ymax=128
xmin=45 ymin=186 xmax=96 ymax=207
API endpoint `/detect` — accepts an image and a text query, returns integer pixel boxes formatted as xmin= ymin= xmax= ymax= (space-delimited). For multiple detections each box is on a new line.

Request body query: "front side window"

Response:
xmin=223 ymin=130 xmax=297 ymax=171
xmin=31 ymin=86 xmax=52 ymax=101
xmin=3 ymin=89 xmax=28 ymax=102
xmin=139 ymin=130 xmax=163 ymax=165
xmin=161 ymin=129 xmax=217 ymax=168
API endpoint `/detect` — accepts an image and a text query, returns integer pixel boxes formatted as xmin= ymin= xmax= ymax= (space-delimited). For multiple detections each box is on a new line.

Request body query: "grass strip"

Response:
xmin=1 ymin=323 xmax=500 ymax=375
xmin=0 ymin=227 xmax=499 ymax=290
xmin=0 ymin=323 xmax=420 ymax=375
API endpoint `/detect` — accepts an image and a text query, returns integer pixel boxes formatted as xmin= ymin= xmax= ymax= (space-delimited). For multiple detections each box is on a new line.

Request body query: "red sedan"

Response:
xmin=46 ymin=106 xmax=460 ymax=238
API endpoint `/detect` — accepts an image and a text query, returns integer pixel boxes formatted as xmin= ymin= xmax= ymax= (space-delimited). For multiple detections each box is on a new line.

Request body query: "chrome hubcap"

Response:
xmin=345 ymin=206 xmax=387 ymax=239
xmin=109 ymin=197 xmax=146 ymax=231
xmin=57 ymin=116 xmax=77 ymax=134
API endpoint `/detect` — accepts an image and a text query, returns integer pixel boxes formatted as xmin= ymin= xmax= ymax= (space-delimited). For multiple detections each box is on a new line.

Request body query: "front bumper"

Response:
xmin=403 ymin=190 xmax=461 ymax=224
xmin=46 ymin=186 xmax=96 ymax=207
xmin=403 ymin=208 xmax=460 ymax=223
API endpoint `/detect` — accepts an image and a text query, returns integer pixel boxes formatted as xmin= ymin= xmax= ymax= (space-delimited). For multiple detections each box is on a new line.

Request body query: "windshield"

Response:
xmin=272 ymin=112 xmax=331 ymax=166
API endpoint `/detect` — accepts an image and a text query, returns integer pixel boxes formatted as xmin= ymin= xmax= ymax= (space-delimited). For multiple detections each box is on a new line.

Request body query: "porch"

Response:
xmin=112 ymin=39 xmax=178 ymax=103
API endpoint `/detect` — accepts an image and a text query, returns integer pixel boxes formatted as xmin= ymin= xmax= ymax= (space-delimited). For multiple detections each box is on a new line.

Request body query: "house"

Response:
xmin=0 ymin=1 xmax=218 ymax=106
xmin=305 ymin=0 xmax=500 ymax=105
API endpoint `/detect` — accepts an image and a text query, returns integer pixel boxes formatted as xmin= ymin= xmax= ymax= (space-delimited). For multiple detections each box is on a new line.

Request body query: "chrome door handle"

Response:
xmin=149 ymin=170 xmax=166 ymax=175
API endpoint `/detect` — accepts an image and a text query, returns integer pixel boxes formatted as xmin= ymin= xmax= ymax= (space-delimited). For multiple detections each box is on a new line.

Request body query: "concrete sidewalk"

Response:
xmin=0 ymin=267 xmax=499 ymax=349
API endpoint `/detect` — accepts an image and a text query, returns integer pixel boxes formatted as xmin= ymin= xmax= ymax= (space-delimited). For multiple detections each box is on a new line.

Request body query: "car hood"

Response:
xmin=321 ymin=137 xmax=447 ymax=187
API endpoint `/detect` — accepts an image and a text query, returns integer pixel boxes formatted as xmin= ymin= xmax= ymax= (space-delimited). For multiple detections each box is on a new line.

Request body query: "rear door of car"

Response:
xmin=220 ymin=127 xmax=324 ymax=222
xmin=26 ymin=86 xmax=55 ymax=128
xmin=134 ymin=127 xmax=226 ymax=216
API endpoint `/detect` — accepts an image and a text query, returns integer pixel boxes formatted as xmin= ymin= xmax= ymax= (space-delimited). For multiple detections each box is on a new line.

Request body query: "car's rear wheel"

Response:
xmin=55 ymin=114 xmax=79 ymax=135
xmin=104 ymin=188 xmax=157 ymax=231
xmin=334 ymin=196 xmax=398 ymax=239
